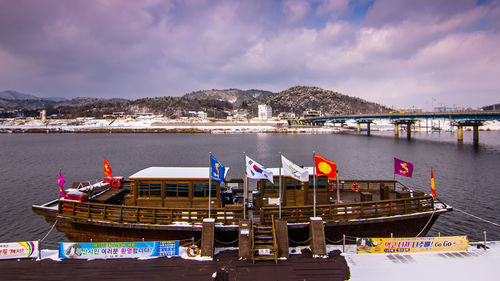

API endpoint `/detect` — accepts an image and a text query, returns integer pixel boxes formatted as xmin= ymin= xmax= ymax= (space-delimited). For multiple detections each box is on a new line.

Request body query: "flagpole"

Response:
xmin=279 ymin=152 xmax=282 ymax=219
xmin=336 ymin=170 xmax=340 ymax=203
xmin=208 ymin=152 xmax=212 ymax=218
xmin=313 ymin=151 xmax=316 ymax=217
xmin=243 ymin=152 xmax=247 ymax=220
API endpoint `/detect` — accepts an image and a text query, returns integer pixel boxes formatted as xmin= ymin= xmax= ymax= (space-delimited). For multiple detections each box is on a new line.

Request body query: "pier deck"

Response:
xmin=0 ymin=249 xmax=349 ymax=281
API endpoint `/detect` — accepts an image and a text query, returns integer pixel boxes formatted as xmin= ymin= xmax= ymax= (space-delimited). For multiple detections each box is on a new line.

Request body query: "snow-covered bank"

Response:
xmin=2 ymin=118 xmax=500 ymax=133
xmin=0 ymin=118 xmax=344 ymax=134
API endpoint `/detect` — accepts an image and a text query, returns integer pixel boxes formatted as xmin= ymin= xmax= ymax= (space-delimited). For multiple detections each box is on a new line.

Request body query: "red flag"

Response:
xmin=314 ymin=154 xmax=337 ymax=180
xmin=104 ymin=158 xmax=112 ymax=176
xmin=431 ymin=168 xmax=437 ymax=198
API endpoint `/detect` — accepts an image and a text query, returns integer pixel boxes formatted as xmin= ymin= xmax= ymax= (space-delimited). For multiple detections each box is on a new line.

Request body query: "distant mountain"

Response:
xmin=1 ymin=86 xmax=390 ymax=119
xmin=248 ymin=86 xmax=391 ymax=116
xmin=482 ymin=103 xmax=500 ymax=111
xmin=0 ymin=90 xmax=40 ymax=100
xmin=183 ymin=88 xmax=273 ymax=106
xmin=0 ymin=90 xmax=66 ymax=102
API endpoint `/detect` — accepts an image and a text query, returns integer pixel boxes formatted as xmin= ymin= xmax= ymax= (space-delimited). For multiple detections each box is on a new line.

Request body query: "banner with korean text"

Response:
xmin=0 ymin=241 xmax=39 ymax=260
xmin=59 ymin=241 xmax=179 ymax=259
xmin=356 ymin=236 xmax=468 ymax=254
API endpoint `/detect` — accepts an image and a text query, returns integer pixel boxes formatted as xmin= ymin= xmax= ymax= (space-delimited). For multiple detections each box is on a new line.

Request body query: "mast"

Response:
xmin=313 ymin=151 xmax=317 ymax=217
xmin=208 ymin=152 xmax=212 ymax=218
xmin=279 ymin=152 xmax=282 ymax=219
xmin=243 ymin=152 xmax=247 ymax=220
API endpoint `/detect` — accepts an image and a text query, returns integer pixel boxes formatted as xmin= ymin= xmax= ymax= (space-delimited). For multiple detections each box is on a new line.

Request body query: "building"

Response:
xmin=302 ymin=109 xmax=322 ymax=119
xmin=40 ymin=109 xmax=46 ymax=121
xmin=258 ymin=104 xmax=272 ymax=120
xmin=278 ymin=112 xmax=296 ymax=120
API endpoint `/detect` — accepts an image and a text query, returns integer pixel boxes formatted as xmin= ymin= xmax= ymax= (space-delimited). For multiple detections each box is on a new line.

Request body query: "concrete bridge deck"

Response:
xmin=304 ymin=111 xmax=500 ymax=144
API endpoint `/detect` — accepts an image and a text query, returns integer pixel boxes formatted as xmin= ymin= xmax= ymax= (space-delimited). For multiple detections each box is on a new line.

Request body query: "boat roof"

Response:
xmin=267 ymin=167 xmax=315 ymax=176
xmin=129 ymin=167 xmax=229 ymax=180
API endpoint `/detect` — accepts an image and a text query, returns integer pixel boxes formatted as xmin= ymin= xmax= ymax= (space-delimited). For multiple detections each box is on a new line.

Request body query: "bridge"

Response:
xmin=304 ymin=111 xmax=500 ymax=145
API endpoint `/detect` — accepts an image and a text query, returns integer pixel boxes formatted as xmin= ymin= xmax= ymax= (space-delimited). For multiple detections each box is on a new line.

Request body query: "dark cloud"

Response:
xmin=0 ymin=0 xmax=498 ymax=109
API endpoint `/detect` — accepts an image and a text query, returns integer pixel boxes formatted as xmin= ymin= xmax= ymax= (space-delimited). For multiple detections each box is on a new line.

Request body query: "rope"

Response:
xmin=40 ymin=219 xmax=58 ymax=242
xmin=325 ymin=237 xmax=344 ymax=244
xmin=454 ymin=207 xmax=500 ymax=227
xmin=416 ymin=207 xmax=436 ymax=237
xmin=214 ymin=237 xmax=239 ymax=245
xmin=289 ymin=237 xmax=311 ymax=244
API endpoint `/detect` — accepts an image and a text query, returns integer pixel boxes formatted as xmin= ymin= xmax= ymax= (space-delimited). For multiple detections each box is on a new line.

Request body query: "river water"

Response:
xmin=0 ymin=130 xmax=499 ymax=244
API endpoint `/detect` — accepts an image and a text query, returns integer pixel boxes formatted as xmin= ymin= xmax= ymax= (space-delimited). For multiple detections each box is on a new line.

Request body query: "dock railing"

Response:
xmin=260 ymin=196 xmax=437 ymax=224
xmin=58 ymin=200 xmax=243 ymax=225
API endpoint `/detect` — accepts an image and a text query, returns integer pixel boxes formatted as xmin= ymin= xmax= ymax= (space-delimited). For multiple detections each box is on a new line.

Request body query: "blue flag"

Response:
xmin=210 ymin=155 xmax=225 ymax=183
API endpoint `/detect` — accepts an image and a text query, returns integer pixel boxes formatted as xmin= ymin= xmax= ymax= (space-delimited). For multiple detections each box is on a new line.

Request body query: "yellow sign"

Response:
xmin=356 ymin=236 xmax=469 ymax=253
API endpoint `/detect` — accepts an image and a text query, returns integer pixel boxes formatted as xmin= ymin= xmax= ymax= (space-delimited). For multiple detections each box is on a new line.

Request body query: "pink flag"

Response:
xmin=394 ymin=158 xmax=413 ymax=177
xmin=58 ymin=170 xmax=66 ymax=197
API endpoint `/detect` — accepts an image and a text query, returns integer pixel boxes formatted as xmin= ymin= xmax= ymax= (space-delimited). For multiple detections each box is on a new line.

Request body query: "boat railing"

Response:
xmin=57 ymin=200 xmax=243 ymax=225
xmin=336 ymin=180 xmax=397 ymax=192
xmin=260 ymin=196 xmax=437 ymax=224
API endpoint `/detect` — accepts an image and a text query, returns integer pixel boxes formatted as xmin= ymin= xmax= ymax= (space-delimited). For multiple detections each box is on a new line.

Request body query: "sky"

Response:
xmin=0 ymin=0 xmax=499 ymax=110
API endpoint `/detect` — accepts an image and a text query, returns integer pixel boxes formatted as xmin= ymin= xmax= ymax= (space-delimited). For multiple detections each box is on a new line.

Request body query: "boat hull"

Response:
xmin=33 ymin=205 xmax=445 ymax=246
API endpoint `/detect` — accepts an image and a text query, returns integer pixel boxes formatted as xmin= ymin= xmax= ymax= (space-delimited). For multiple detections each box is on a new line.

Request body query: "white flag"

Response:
xmin=246 ymin=156 xmax=274 ymax=183
xmin=281 ymin=155 xmax=309 ymax=182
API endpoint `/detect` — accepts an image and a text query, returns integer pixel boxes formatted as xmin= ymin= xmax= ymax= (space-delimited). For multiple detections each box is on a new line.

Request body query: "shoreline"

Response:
xmin=1 ymin=119 xmax=499 ymax=134
xmin=0 ymin=126 xmax=342 ymax=134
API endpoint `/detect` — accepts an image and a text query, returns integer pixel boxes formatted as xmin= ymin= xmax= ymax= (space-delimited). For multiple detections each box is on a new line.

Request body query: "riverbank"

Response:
xmin=1 ymin=118 xmax=499 ymax=134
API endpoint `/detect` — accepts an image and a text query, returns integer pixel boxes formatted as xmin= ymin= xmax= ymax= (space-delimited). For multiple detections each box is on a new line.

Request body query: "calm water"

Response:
xmin=0 ymin=131 xmax=499 ymax=244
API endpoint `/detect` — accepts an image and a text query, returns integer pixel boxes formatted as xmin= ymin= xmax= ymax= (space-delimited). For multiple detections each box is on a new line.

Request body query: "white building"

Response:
xmin=40 ymin=109 xmax=46 ymax=121
xmin=258 ymin=104 xmax=272 ymax=120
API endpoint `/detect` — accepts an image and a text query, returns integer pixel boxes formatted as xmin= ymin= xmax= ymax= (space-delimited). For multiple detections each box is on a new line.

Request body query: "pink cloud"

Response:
xmin=283 ymin=0 xmax=311 ymax=24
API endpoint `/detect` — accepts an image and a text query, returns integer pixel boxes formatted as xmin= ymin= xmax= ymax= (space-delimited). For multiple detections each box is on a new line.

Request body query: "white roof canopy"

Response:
xmin=129 ymin=167 xmax=229 ymax=180
xmin=267 ymin=167 xmax=315 ymax=176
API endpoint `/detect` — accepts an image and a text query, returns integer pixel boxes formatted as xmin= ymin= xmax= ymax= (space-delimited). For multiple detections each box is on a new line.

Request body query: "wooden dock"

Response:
xmin=0 ymin=249 xmax=350 ymax=281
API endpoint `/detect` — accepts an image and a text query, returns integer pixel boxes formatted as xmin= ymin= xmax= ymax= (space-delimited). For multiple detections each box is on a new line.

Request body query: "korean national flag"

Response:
xmin=246 ymin=156 xmax=274 ymax=183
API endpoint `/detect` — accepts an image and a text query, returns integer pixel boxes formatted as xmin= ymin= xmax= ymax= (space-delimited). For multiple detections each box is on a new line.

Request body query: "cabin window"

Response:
xmin=285 ymin=178 xmax=303 ymax=190
xmin=138 ymin=183 xmax=162 ymax=197
xmin=317 ymin=177 xmax=327 ymax=189
xmin=263 ymin=181 xmax=280 ymax=194
xmin=166 ymin=183 xmax=190 ymax=197
xmin=193 ymin=183 xmax=216 ymax=197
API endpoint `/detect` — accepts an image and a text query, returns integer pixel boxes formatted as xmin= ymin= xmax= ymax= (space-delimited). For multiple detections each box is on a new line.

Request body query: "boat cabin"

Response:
xmin=254 ymin=167 xmax=331 ymax=207
xmin=254 ymin=167 xmax=401 ymax=208
xmin=126 ymin=167 xmax=227 ymax=208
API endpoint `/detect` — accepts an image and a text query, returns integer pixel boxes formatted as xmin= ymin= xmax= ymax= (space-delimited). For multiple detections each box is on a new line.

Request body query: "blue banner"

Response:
xmin=210 ymin=155 xmax=225 ymax=183
xmin=59 ymin=241 xmax=179 ymax=259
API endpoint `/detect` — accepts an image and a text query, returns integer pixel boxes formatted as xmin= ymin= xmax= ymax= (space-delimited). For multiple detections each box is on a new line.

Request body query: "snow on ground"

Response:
xmin=334 ymin=241 xmax=500 ymax=281
xmin=36 ymin=241 xmax=500 ymax=281
xmin=2 ymin=118 xmax=500 ymax=132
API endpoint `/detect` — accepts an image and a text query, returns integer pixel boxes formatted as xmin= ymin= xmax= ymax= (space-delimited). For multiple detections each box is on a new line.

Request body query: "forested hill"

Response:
xmin=0 ymin=86 xmax=390 ymax=118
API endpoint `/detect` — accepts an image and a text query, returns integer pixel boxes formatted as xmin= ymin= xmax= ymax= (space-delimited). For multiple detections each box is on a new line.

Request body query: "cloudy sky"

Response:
xmin=0 ymin=0 xmax=499 ymax=109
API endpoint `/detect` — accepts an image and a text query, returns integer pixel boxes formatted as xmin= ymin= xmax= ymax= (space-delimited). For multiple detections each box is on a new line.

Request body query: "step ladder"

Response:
xmin=251 ymin=216 xmax=278 ymax=263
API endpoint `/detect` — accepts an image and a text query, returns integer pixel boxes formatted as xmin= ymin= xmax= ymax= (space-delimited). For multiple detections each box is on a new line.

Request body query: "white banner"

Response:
xmin=0 ymin=241 xmax=39 ymax=260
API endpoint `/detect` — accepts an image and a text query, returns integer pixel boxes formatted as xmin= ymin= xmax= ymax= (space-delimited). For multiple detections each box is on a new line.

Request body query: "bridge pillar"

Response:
xmin=473 ymin=125 xmax=479 ymax=145
xmin=453 ymin=121 xmax=483 ymax=145
xmin=367 ymin=122 xmax=371 ymax=136
xmin=406 ymin=123 xmax=412 ymax=140
xmin=357 ymin=123 xmax=361 ymax=134
xmin=394 ymin=124 xmax=399 ymax=137
xmin=457 ymin=126 xmax=464 ymax=142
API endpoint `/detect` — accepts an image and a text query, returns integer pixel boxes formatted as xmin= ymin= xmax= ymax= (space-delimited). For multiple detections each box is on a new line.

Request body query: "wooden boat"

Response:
xmin=32 ymin=166 xmax=452 ymax=247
